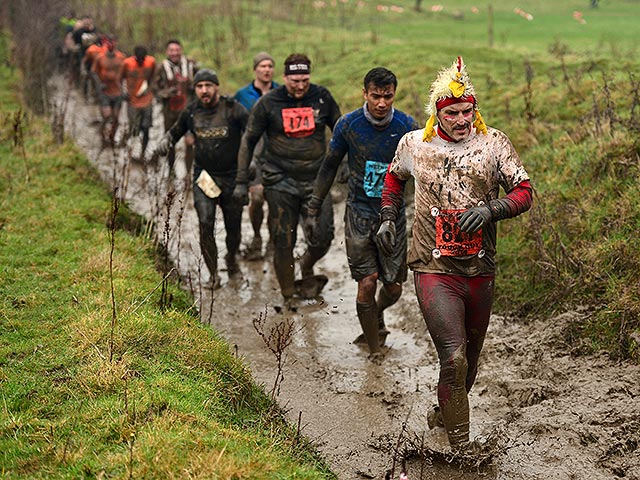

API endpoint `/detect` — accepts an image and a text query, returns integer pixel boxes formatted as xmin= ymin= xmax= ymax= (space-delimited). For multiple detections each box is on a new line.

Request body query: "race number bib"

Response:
xmin=363 ymin=160 xmax=388 ymax=198
xmin=434 ymin=209 xmax=483 ymax=256
xmin=281 ymin=107 xmax=315 ymax=138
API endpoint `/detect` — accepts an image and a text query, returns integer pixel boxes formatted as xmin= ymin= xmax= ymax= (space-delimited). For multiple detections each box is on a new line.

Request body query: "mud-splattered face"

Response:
xmin=195 ymin=81 xmax=219 ymax=106
xmin=437 ymin=101 xmax=474 ymax=142
xmin=363 ymin=83 xmax=396 ymax=120
xmin=283 ymin=74 xmax=311 ymax=99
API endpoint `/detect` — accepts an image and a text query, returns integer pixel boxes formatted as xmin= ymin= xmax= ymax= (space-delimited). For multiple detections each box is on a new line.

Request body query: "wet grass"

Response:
xmin=0 ymin=38 xmax=334 ymax=478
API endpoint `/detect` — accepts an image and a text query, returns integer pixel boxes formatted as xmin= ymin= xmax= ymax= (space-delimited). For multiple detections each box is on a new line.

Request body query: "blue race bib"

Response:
xmin=363 ymin=160 xmax=388 ymax=198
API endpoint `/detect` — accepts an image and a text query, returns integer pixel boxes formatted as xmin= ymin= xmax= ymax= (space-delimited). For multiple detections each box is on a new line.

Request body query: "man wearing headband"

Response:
xmin=152 ymin=69 xmax=250 ymax=289
xmin=234 ymin=52 xmax=279 ymax=261
xmin=306 ymin=67 xmax=419 ymax=360
xmin=233 ymin=53 xmax=341 ymax=309
xmin=378 ymin=57 xmax=533 ymax=448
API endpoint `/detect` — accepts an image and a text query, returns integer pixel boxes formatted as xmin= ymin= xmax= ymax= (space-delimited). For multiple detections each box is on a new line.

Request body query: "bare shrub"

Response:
xmin=252 ymin=307 xmax=296 ymax=400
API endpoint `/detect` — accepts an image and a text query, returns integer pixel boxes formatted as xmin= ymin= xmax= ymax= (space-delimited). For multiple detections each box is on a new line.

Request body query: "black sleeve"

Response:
xmin=236 ymin=100 xmax=267 ymax=184
xmin=310 ymin=144 xmax=346 ymax=210
xmin=167 ymin=107 xmax=191 ymax=143
xmin=324 ymin=90 xmax=342 ymax=131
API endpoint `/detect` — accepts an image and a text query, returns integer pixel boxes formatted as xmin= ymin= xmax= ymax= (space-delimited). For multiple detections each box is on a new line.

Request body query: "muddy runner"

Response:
xmin=55 ymin=77 xmax=640 ymax=480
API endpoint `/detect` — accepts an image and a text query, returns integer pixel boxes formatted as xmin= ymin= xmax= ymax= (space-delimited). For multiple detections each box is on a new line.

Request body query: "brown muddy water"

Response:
xmin=56 ymin=79 xmax=640 ymax=480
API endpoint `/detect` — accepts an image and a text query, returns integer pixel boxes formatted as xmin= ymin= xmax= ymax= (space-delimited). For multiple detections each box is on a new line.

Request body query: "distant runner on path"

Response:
xmin=378 ymin=56 xmax=532 ymax=449
xmin=120 ymin=46 xmax=156 ymax=160
xmin=307 ymin=67 xmax=419 ymax=360
xmin=233 ymin=53 xmax=341 ymax=309
xmin=154 ymin=39 xmax=197 ymax=176
xmin=151 ymin=69 xmax=249 ymax=289
xmin=90 ymin=35 xmax=125 ymax=146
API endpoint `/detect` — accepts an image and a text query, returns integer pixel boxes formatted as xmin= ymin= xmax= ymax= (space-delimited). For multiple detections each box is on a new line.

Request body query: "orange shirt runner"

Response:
xmin=92 ymin=50 xmax=126 ymax=97
xmin=120 ymin=55 xmax=156 ymax=109
xmin=83 ymin=43 xmax=107 ymax=66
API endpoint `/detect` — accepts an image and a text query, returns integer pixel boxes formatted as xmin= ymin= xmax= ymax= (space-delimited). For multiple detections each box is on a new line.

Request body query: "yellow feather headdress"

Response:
xmin=422 ymin=56 xmax=487 ymax=142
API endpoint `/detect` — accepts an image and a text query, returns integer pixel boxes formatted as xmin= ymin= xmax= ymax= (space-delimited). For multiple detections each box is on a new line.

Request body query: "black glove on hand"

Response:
xmin=457 ymin=205 xmax=492 ymax=233
xmin=376 ymin=220 xmax=396 ymax=257
xmin=232 ymin=183 xmax=249 ymax=206
xmin=302 ymin=213 xmax=320 ymax=247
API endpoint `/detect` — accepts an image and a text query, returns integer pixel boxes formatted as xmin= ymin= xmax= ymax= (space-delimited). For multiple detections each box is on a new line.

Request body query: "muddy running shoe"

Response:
xmin=353 ymin=328 xmax=389 ymax=347
xmin=368 ymin=351 xmax=385 ymax=364
xmin=353 ymin=311 xmax=389 ymax=346
xmin=294 ymin=274 xmax=328 ymax=298
xmin=274 ymin=297 xmax=297 ymax=314
xmin=427 ymin=405 xmax=444 ymax=429
xmin=265 ymin=238 xmax=274 ymax=257
xmin=244 ymin=236 xmax=263 ymax=261
xmin=203 ymin=274 xmax=222 ymax=291
xmin=225 ymin=253 xmax=241 ymax=277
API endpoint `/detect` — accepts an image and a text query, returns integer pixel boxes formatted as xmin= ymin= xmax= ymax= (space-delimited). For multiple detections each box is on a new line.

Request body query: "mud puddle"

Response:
xmin=55 ymin=78 xmax=640 ymax=480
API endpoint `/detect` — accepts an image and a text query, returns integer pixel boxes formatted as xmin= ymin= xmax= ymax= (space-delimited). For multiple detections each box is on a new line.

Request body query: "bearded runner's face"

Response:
xmin=195 ymin=81 xmax=219 ymax=106
xmin=437 ymin=102 xmax=474 ymax=142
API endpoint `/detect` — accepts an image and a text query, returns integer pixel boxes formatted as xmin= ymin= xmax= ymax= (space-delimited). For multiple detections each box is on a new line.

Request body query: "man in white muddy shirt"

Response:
xmin=377 ymin=56 xmax=533 ymax=449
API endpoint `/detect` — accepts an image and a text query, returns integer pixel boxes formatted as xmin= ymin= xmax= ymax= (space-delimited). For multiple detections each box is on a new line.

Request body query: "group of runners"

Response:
xmin=59 ymin=16 xmax=533 ymax=451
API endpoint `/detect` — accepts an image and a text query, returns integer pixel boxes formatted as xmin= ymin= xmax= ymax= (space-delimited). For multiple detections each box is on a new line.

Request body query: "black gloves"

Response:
xmin=376 ymin=205 xmax=399 ymax=257
xmin=376 ymin=220 xmax=396 ymax=257
xmin=232 ymin=183 xmax=249 ymax=206
xmin=302 ymin=197 xmax=322 ymax=247
xmin=457 ymin=205 xmax=492 ymax=233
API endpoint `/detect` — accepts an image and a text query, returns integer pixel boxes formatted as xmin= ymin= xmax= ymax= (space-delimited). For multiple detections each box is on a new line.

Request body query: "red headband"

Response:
xmin=436 ymin=94 xmax=476 ymax=110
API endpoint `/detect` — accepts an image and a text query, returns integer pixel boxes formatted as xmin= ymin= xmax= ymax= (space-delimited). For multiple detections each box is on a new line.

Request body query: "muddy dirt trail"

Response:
xmin=56 ymin=80 xmax=640 ymax=480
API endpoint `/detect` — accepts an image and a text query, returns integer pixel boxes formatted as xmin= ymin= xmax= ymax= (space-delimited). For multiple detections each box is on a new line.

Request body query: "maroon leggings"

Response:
xmin=414 ymin=272 xmax=494 ymax=445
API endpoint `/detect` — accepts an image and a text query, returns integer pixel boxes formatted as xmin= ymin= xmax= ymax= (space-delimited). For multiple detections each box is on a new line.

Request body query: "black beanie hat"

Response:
xmin=193 ymin=68 xmax=219 ymax=85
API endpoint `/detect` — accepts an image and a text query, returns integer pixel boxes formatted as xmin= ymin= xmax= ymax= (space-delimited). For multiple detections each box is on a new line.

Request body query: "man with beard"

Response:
xmin=234 ymin=52 xmax=278 ymax=261
xmin=151 ymin=69 xmax=249 ymax=288
xmin=306 ymin=67 xmax=418 ymax=360
xmin=91 ymin=35 xmax=125 ymax=145
xmin=233 ymin=53 xmax=341 ymax=309
xmin=154 ymin=39 xmax=197 ymax=175
xmin=377 ymin=56 xmax=532 ymax=449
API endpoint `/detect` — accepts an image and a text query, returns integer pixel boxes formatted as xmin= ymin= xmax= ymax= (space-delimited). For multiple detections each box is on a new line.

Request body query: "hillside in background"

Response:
xmin=6 ymin=0 xmax=637 ymax=355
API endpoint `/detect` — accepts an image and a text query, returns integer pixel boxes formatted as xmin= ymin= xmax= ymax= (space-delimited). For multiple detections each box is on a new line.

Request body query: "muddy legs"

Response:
xmin=356 ymin=302 xmax=382 ymax=359
xmin=274 ymin=246 xmax=296 ymax=299
xmin=438 ymin=344 xmax=471 ymax=447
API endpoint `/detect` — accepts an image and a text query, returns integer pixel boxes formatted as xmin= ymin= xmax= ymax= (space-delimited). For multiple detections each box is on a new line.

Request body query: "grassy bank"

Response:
xmin=0 ymin=40 xmax=334 ymax=478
